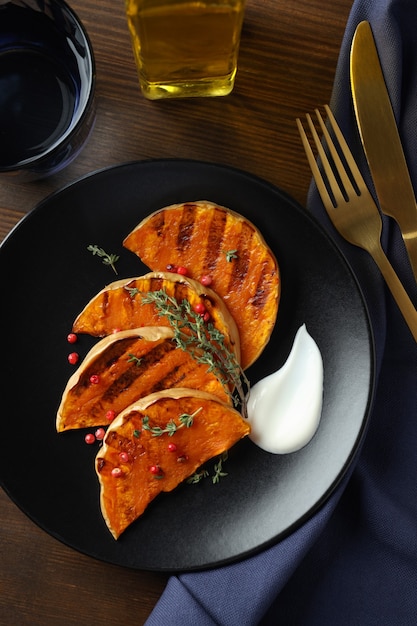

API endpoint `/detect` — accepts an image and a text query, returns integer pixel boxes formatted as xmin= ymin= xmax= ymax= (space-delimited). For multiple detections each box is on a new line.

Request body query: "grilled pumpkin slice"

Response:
xmin=123 ymin=201 xmax=280 ymax=369
xmin=56 ymin=327 xmax=232 ymax=432
xmin=72 ymin=271 xmax=240 ymax=363
xmin=95 ymin=388 xmax=250 ymax=538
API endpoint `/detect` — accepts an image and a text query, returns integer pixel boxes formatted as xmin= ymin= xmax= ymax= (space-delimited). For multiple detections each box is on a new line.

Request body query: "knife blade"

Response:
xmin=350 ymin=20 xmax=417 ymax=284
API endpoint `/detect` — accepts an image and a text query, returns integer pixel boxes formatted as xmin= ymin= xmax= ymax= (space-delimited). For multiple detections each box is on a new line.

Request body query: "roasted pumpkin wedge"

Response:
xmin=95 ymin=388 xmax=250 ymax=538
xmin=123 ymin=201 xmax=280 ymax=369
xmin=72 ymin=271 xmax=240 ymax=363
xmin=56 ymin=327 xmax=232 ymax=432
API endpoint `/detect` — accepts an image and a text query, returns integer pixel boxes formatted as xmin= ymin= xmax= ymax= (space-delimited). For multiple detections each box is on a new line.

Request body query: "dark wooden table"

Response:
xmin=0 ymin=0 xmax=352 ymax=623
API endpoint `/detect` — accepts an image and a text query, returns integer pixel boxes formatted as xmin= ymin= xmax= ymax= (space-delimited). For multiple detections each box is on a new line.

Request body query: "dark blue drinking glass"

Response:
xmin=0 ymin=0 xmax=96 ymax=179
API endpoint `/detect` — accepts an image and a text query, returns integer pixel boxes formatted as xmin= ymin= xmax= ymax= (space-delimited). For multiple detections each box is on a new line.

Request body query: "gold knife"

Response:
xmin=350 ymin=20 xmax=417 ymax=283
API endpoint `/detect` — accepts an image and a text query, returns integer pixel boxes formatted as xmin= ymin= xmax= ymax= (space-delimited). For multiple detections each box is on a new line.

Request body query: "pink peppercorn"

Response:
xmin=89 ymin=374 xmax=100 ymax=384
xmin=85 ymin=433 xmax=95 ymax=444
xmin=111 ymin=467 xmax=123 ymax=477
xmin=68 ymin=352 xmax=79 ymax=365
xmin=193 ymin=302 xmax=206 ymax=315
xmin=200 ymin=275 xmax=212 ymax=286
xmin=67 ymin=333 xmax=77 ymax=344
xmin=95 ymin=428 xmax=105 ymax=441
xmin=106 ymin=410 xmax=116 ymax=421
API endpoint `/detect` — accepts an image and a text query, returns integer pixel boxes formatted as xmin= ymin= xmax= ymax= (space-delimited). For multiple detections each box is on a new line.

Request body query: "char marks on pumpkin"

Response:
xmin=150 ymin=364 xmax=186 ymax=392
xmin=204 ymin=208 xmax=227 ymax=272
xmin=104 ymin=429 xmax=142 ymax=458
xmin=102 ymin=290 xmax=110 ymax=315
xmin=147 ymin=276 xmax=164 ymax=291
xmin=177 ymin=203 xmax=196 ymax=251
xmin=153 ymin=211 xmax=165 ymax=237
xmin=74 ymin=337 xmax=139 ymax=393
xmin=99 ymin=340 xmax=176 ymax=402
xmin=227 ymin=221 xmax=253 ymax=292
xmin=250 ymin=261 xmax=275 ymax=312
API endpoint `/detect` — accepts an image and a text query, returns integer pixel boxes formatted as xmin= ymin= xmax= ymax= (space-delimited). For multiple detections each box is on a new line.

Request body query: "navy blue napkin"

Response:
xmin=146 ymin=0 xmax=417 ymax=623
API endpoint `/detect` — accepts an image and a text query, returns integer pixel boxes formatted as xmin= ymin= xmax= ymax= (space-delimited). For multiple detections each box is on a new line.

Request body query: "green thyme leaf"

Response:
xmin=186 ymin=469 xmax=209 ymax=484
xmin=212 ymin=451 xmax=229 ymax=484
xmin=127 ymin=353 xmax=142 ymax=366
xmin=87 ymin=244 xmax=119 ymax=274
xmin=179 ymin=407 xmax=202 ymax=428
xmin=142 ymin=289 xmax=250 ymax=416
xmin=141 ymin=407 xmax=201 ymax=437
xmin=224 ymin=249 xmax=238 ymax=262
xmin=125 ymin=286 xmax=139 ymax=298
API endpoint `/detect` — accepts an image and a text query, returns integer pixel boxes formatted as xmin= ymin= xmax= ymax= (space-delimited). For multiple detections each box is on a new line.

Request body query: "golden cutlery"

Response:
xmin=350 ymin=21 xmax=417 ymax=283
xmin=297 ymin=105 xmax=417 ymax=342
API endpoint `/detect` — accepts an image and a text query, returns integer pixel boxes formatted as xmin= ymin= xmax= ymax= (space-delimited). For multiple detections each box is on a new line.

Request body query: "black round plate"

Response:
xmin=0 ymin=160 xmax=374 ymax=571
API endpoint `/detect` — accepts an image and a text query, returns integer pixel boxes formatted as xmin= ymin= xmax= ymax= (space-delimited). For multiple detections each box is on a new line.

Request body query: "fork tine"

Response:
xmin=297 ymin=113 xmax=346 ymax=208
xmin=296 ymin=117 xmax=335 ymax=209
xmin=323 ymin=105 xmax=365 ymax=187
xmin=305 ymin=112 xmax=347 ymax=207
xmin=314 ymin=108 xmax=357 ymax=200
xmin=297 ymin=107 xmax=369 ymax=210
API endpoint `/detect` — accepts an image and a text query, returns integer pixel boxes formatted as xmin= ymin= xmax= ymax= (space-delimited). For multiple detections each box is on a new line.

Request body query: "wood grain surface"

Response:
xmin=0 ymin=0 xmax=352 ymax=623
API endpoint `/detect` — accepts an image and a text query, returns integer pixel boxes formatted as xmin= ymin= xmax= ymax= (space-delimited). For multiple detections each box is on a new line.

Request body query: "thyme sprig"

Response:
xmin=212 ymin=451 xmax=228 ymax=484
xmin=127 ymin=353 xmax=142 ymax=366
xmin=126 ymin=286 xmax=139 ymax=298
xmin=140 ymin=290 xmax=249 ymax=416
xmin=186 ymin=452 xmax=229 ymax=485
xmin=87 ymin=244 xmax=119 ymax=274
xmin=224 ymin=249 xmax=238 ymax=262
xmin=186 ymin=469 xmax=209 ymax=484
xmin=141 ymin=407 xmax=202 ymax=437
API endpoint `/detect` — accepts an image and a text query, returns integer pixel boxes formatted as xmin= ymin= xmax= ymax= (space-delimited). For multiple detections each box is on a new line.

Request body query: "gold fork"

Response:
xmin=297 ymin=104 xmax=417 ymax=342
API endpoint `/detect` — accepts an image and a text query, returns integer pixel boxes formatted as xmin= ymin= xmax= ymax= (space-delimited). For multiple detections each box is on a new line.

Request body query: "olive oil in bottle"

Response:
xmin=125 ymin=0 xmax=246 ymax=99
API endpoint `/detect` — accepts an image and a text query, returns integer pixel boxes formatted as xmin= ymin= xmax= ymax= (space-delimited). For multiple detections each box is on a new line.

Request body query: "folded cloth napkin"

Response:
xmin=146 ymin=0 xmax=417 ymax=623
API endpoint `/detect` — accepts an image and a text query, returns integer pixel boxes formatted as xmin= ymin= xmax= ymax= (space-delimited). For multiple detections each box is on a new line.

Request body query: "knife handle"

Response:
xmin=372 ymin=244 xmax=417 ymax=342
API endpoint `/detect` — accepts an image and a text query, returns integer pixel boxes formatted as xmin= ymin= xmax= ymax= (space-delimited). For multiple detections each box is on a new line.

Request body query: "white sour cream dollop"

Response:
xmin=246 ymin=324 xmax=323 ymax=454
